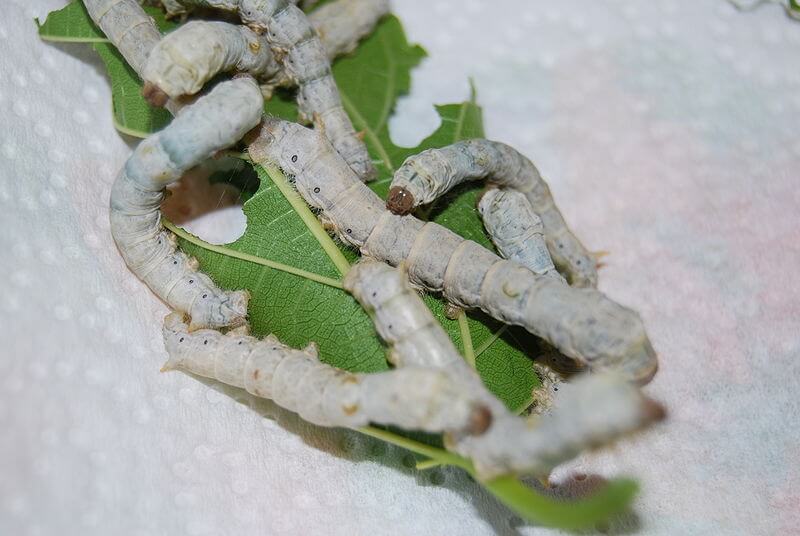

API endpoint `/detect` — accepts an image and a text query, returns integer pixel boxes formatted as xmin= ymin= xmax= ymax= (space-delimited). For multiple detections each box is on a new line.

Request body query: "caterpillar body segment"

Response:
xmin=343 ymin=261 xmax=664 ymax=479
xmin=161 ymin=0 xmax=376 ymax=181
xmin=309 ymin=0 xmax=391 ymax=58
xmin=478 ymin=188 xmax=564 ymax=282
xmin=161 ymin=314 xmax=484 ymax=433
xmin=458 ymin=373 xmax=665 ymax=479
xmin=248 ymin=118 xmax=658 ymax=384
xmin=386 ymin=140 xmax=598 ymax=288
xmin=110 ymin=78 xmax=263 ymax=330
xmin=143 ymin=0 xmax=390 ymax=103
xmin=142 ymin=21 xmax=281 ymax=102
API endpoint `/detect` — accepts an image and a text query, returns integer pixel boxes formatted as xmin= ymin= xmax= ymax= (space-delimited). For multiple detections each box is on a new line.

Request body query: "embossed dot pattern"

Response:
xmin=2 ymin=1 xmax=799 ymax=535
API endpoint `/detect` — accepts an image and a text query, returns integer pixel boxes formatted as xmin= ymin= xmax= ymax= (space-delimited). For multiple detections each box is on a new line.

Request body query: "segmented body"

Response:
xmin=309 ymin=0 xmax=391 ymax=58
xmin=161 ymin=313 xmax=482 ymax=433
xmin=344 ymin=262 xmax=662 ymax=479
xmin=478 ymin=188 xmax=564 ymax=282
xmin=248 ymin=118 xmax=658 ymax=384
xmin=109 ymin=77 xmax=263 ymax=329
xmin=143 ymin=21 xmax=281 ymax=100
xmin=387 ymin=140 xmax=598 ymax=288
xmin=164 ymin=0 xmax=376 ymax=180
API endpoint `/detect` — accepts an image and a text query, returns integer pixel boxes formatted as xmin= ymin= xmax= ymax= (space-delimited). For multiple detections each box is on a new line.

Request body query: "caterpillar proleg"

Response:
xmin=477 ymin=188 xmax=565 ymax=282
xmin=386 ymin=140 xmax=598 ymax=288
xmin=343 ymin=261 xmax=663 ymax=479
xmin=109 ymin=77 xmax=264 ymax=330
xmin=160 ymin=313 xmax=486 ymax=434
xmin=158 ymin=0 xmax=377 ymax=181
xmin=248 ymin=118 xmax=659 ymax=384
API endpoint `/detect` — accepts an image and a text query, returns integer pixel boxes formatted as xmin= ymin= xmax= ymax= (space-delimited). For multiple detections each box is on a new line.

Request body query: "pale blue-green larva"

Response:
xmin=109 ymin=77 xmax=263 ymax=330
xmin=152 ymin=0 xmax=378 ymax=181
xmin=343 ymin=261 xmax=664 ymax=479
xmin=160 ymin=313 xmax=487 ymax=434
xmin=248 ymin=118 xmax=659 ymax=384
xmin=386 ymin=140 xmax=598 ymax=288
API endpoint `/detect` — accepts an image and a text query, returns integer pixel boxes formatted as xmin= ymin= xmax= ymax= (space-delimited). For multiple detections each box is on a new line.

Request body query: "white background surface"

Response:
xmin=2 ymin=1 xmax=799 ymax=534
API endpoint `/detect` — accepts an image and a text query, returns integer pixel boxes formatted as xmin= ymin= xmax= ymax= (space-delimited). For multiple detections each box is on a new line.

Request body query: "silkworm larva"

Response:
xmin=308 ymin=0 xmax=391 ymax=58
xmin=142 ymin=21 xmax=281 ymax=103
xmin=143 ymin=0 xmax=389 ymax=104
xmin=460 ymin=372 xmax=665 ymax=479
xmin=248 ymin=118 xmax=658 ymax=384
xmin=162 ymin=0 xmax=377 ymax=181
xmin=386 ymin=140 xmax=598 ymax=288
xmin=160 ymin=313 xmax=486 ymax=434
xmin=343 ymin=261 xmax=663 ymax=479
xmin=110 ymin=77 xmax=263 ymax=330
xmin=477 ymin=188 xmax=565 ymax=282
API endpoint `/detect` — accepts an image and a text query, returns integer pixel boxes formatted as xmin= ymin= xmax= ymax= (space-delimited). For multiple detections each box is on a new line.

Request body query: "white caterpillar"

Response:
xmin=155 ymin=0 xmax=377 ymax=181
xmin=478 ymin=188 xmax=565 ymax=282
xmin=344 ymin=261 xmax=663 ymax=479
xmin=142 ymin=21 xmax=281 ymax=105
xmin=160 ymin=313 xmax=488 ymax=434
xmin=142 ymin=0 xmax=390 ymax=105
xmin=109 ymin=77 xmax=263 ymax=330
xmin=386 ymin=140 xmax=598 ymax=288
xmin=247 ymin=118 xmax=658 ymax=384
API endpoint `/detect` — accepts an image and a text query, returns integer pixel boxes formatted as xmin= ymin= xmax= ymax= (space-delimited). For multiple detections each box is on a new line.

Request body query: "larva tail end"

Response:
xmin=386 ymin=186 xmax=415 ymax=215
xmin=142 ymin=81 xmax=169 ymax=108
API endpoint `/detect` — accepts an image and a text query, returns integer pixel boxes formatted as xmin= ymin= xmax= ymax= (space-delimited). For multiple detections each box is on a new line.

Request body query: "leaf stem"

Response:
xmin=474 ymin=325 xmax=508 ymax=359
xmin=163 ymin=219 xmax=344 ymax=289
xmin=262 ymin=164 xmax=351 ymax=277
xmin=457 ymin=310 xmax=476 ymax=368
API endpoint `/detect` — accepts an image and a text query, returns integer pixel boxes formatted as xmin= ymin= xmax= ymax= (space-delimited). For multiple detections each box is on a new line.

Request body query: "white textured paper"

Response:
xmin=1 ymin=1 xmax=798 ymax=534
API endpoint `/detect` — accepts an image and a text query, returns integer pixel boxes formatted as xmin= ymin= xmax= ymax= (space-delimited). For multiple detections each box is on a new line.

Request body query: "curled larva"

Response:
xmin=160 ymin=0 xmax=377 ymax=181
xmin=247 ymin=118 xmax=658 ymax=384
xmin=160 ymin=313 xmax=486 ymax=434
xmin=386 ymin=140 xmax=597 ymax=288
xmin=109 ymin=77 xmax=263 ymax=330
xmin=344 ymin=261 xmax=663 ymax=479
xmin=478 ymin=188 xmax=565 ymax=282
xmin=142 ymin=21 xmax=281 ymax=104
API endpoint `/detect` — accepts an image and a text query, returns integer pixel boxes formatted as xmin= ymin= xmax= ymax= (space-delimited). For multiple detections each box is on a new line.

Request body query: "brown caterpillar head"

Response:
xmin=142 ymin=81 xmax=169 ymax=108
xmin=386 ymin=186 xmax=415 ymax=215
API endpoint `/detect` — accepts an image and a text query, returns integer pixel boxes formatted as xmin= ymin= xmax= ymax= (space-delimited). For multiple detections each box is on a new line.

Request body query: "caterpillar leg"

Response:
xmin=160 ymin=0 xmax=376 ymax=181
xmin=110 ymin=77 xmax=264 ymax=330
xmin=386 ymin=140 xmax=597 ymax=288
xmin=160 ymin=313 xmax=488 ymax=435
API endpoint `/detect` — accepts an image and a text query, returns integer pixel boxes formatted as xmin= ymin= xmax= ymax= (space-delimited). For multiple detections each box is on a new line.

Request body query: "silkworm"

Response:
xmin=160 ymin=313 xmax=486 ymax=434
xmin=477 ymin=188 xmax=565 ymax=282
xmin=142 ymin=21 xmax=281 ymax=104
xmin=386 ymin=140 xmax=598 ymax=288
xmin=109 ymin=77 xmax=263 ymax=330
xmin=461 ymin=372 xmax=665 ymax=479
xmin=158 ymin=0 xmax=377 ymax=181
xmin=343 ymin=261 xmax=663 ymax=479
xmin=143 ymin=0 xmax=389 ymax=104
xmin=247 ymin=118 xmax=659 ymax=384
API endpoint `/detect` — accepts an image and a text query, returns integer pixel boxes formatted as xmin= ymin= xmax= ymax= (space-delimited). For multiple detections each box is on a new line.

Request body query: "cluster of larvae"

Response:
xmin=87 ymin=0 xmax=663 ymax=481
